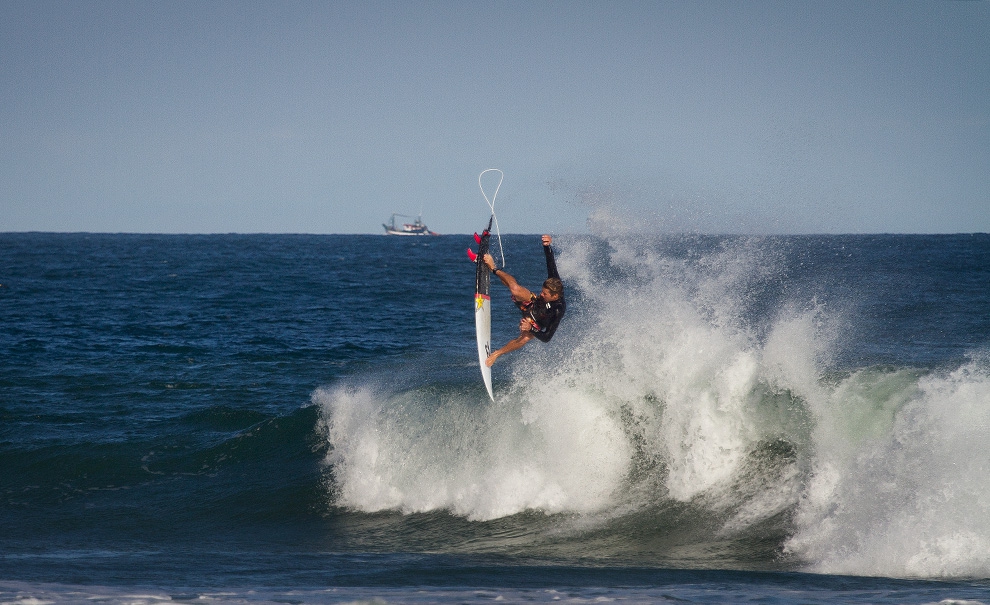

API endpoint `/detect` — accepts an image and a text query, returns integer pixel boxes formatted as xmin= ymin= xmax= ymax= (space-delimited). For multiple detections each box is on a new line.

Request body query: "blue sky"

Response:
xmin=2 ymin=1 xmax=987 ymax=234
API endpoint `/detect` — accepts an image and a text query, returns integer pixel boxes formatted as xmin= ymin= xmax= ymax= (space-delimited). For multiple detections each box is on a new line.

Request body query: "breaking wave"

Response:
xmin=316 ymin=233 xmax=990 ymax=579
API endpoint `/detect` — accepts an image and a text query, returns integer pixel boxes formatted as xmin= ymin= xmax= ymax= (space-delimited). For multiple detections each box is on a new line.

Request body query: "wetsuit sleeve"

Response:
xmin=544 ymin=244 xmax=560 ymax=280
xmin=533 ymin=243 xmax=564 ymax=342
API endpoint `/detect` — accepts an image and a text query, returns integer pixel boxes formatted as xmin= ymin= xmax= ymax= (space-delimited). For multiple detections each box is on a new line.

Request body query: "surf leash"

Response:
xmin=478 ymin=168 xmax=506 ymax=268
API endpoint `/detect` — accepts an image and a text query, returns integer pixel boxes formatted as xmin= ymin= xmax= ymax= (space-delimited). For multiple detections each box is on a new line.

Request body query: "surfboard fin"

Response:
xmin=468 ymin=230 xmax=493 ymax=261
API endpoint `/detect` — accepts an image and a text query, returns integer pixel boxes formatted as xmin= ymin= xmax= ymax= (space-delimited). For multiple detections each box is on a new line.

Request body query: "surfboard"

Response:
xmin=474 ymin=216 xmax=494 ymax=401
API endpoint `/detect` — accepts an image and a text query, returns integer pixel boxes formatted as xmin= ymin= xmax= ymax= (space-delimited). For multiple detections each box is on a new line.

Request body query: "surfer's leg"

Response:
xmin=486 ymin=259 xmax=534 ymax=301
xmin=486 ymin=329 xmax=535 ymax=367
xmin=505 ymin=281 xmax=535 ymax=302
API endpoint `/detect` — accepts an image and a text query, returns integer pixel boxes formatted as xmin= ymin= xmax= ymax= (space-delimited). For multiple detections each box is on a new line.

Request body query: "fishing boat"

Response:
xmin=382 ymin=213 xmax=439 ymax=236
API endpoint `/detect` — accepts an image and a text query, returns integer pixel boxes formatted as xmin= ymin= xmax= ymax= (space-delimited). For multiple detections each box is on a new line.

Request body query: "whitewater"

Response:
xmin=317 ymin=232 xmax=990 ymax=579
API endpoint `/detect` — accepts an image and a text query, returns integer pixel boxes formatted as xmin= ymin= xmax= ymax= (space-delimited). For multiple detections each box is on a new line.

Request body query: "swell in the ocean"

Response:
xmin=316 ymin=233 xmax=990 ymax=579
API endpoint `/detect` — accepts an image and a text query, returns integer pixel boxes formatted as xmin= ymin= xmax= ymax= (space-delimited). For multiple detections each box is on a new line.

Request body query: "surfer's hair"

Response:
xmin=543 ymin=277 xmax=563 ymax=296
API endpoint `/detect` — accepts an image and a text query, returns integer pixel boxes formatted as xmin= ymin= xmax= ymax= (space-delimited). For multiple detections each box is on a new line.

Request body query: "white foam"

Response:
xmin=787 ymin=359 xmax=990 ymax=578
xmin=317 ymin=232 xmax=990 ymax=579
xmin=0 ymin=582 xmax=173 ymax=605
xmin=316 ymin=381 xmax=631 ymax=521
xmin=317 ymin=235 xmax=819 ymax=524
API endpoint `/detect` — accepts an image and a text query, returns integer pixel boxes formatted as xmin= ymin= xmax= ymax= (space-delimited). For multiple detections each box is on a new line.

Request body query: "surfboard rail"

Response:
xmin=474 ymin=217 xmax=494 ymax=401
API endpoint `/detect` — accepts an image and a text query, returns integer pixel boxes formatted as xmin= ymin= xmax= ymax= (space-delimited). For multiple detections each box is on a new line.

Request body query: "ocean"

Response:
xmin=2 ymin=231 xmax=990 ymax=604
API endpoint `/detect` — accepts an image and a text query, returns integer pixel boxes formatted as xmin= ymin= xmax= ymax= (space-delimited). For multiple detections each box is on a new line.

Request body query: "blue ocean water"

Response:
xmin=2 ymin=232 xmax=990 ymax=604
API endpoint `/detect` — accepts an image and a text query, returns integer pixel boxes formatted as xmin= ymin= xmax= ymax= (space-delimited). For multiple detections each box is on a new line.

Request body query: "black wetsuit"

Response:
xmin=514 ymin=244 xmax=566 ymax=343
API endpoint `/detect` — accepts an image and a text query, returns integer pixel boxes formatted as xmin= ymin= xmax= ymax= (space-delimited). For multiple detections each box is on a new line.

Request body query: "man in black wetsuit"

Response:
xmin=483 ymin=234 xmax=566 ymax=367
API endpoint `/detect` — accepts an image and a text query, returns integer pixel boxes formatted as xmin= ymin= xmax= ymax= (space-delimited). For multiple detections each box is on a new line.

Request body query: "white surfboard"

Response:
xmin=475 ymin=292 xmax=493 ymax=401
xmin=473 ymin=216 xmax=495 ymax=401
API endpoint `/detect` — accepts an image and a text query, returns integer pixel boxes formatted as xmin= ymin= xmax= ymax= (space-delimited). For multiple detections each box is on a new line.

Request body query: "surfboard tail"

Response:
xmin=475 ymin=294 xmax=494 ymax=401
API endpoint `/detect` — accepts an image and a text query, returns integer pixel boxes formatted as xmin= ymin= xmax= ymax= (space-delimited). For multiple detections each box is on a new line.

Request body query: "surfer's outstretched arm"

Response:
xmin=542 ymin=235 xmax=560 ymax=280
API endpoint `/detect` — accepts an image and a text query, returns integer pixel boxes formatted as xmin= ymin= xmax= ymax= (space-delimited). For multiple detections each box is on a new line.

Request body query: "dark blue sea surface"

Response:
xmin=2 ymin=232 xmax=990 ymax=603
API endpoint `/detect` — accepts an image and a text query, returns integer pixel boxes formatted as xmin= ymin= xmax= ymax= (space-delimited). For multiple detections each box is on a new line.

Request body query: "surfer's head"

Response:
xmin=541 ymin=278 xmax=563 ymax=301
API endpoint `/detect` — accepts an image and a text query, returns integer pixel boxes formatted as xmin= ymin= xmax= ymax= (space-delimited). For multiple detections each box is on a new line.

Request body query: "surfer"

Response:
xmin=483 ymin=234 xmax=565 ymax=367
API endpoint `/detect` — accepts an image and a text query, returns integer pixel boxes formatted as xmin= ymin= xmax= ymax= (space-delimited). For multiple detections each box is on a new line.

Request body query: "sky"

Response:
xmin=1 ymin=1 xmax=988 ymax=235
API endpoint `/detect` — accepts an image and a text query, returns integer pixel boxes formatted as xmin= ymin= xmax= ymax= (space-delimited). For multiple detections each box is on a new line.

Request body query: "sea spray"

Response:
xmin=316 ymin=233 xmax=990 ymax=578
xmin=547 ymin=235 xmax=825 ymax=514
xmin=319 ymin=235 xmax=821 ymax=528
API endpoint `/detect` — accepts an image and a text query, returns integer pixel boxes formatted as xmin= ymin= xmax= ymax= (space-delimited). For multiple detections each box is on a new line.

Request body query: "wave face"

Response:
xmin=318 ymin=233 xmax=990 ymax=577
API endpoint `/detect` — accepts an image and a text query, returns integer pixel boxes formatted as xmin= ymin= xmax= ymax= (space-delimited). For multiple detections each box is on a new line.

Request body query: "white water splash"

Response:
xmin=317 ymin=231 xmax=990 ymax=579
xmin=787 ymin=359 xmax=990 ymax=578
xmin=317 ymin=234 xmax=822 ymax=523
xmin=315 ymin=382 xmax=631 ymax=521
